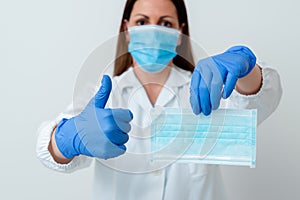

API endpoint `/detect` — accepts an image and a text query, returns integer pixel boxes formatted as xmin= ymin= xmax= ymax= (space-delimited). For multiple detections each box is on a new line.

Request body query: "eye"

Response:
xmin=160 ymin=21 xmax=172 ymax=27
xmin=136 ymin=19 xmax=148 ymax=26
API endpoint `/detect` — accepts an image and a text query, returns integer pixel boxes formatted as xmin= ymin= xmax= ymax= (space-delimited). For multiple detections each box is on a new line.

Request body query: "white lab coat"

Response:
xmin=36 ymin=63 xmax=282 ymax=200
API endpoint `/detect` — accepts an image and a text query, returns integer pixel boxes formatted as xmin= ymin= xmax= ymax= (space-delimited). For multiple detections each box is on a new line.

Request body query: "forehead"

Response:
xmin=131 ymin=0 xmax=177 ymax=17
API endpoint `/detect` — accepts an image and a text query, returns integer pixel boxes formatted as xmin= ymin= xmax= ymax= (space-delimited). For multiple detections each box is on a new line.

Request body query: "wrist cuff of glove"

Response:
xmin=55 ymin=118 xmax=79 ymax=159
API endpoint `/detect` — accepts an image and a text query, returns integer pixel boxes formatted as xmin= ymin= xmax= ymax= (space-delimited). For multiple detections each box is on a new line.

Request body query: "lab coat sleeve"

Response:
xmin=36 ymin=78 xmax=116 ymax=173
xmin=36 ymin=103 xmax=93 ymax=173
xmin=36 ymin=79 xmax=99 ymax=173
xmin=224 ymin=61 xmax=282 ymax=125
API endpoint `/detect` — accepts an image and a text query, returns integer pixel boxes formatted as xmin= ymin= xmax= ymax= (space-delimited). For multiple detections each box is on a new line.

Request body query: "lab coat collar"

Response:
xmin=116 ymin=65 xmax=191 ymax=91
xmin=115 ymin=66 xmax=191 ymax=110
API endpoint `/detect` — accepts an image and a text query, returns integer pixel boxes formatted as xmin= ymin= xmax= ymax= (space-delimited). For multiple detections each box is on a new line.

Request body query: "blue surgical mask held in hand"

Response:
xmin=128 ymin=25 xmax=180 ymax=73
xmin=151 ymin=108 xmax=257 ymax=168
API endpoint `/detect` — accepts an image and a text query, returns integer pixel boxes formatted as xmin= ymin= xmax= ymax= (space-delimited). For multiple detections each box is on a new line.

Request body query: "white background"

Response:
xmin=1 ymin=0 xmax=299 ymax=199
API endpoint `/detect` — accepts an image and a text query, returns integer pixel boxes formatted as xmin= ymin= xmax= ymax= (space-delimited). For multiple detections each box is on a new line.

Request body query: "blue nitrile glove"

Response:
xmin=55 ymin=75 xmax=133 ymax=159
xmin=190 ymin=46 xmax=256 ymax=116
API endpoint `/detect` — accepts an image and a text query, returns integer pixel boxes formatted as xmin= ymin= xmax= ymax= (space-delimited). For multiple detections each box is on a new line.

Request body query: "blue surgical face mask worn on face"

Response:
xmin=151 ymin=108 xmax=257 ymax=168
xmin=128 ymin=25 xmax=181 ymax=73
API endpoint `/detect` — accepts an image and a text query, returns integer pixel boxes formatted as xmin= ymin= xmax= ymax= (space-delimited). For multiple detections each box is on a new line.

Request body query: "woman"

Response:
xmin=36 ymin=0 xmax=282 ymax=199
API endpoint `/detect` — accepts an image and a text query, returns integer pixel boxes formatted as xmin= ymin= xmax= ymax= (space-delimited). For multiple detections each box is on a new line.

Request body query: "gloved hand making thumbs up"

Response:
xmin=55 ymin=75 xmax=133 ymax=160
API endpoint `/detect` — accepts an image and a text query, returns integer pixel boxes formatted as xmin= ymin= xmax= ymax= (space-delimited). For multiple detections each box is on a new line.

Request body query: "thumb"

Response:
xmin=95 ymin=75 xmax=112 ymax=108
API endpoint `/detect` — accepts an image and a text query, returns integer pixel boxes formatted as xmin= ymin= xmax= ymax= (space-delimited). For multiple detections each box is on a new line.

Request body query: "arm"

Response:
xmin=48 ymin=126 xmax=73 ymax=164
xmin=225 ymin=62 xmax=282 ymax=124
xmin=36 ymin=75 xmax=132 ymax=172
xmin=190 ymin=46 xmax=282 ymax=122
xmin=36 ymin=84 xmax=95 ymax=172
xmin=190 ymin=46 xmax=259 ymax=115
xmin=36 ymin=116 xmax=93 ymax=173
xmin=236 ymin=64 xmax=262 ymax=95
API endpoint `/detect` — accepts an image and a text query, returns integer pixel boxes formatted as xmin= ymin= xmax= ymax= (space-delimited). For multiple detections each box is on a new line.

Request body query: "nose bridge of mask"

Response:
xmin=150 ymin=108 xmax=257 ymax=168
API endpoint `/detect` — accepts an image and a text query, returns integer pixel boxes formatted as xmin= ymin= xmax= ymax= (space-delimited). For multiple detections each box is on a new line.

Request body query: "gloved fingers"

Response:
xmin=210 ymin=72 xmax=223 ymax=110
xmin=207 ymin=58 xmax=224 ymax=110
xmin=200 ymin=75 xmax=212 ymax=116
xmin=198 ymin=62 xmax=213 ymax=116
xmin=105 ymin=130 xmax=129 ymax=145
xmin=100 ymin=143 xmax=126 ymax=159
xmin=94 ymin=75 xmax=112 ymax=109
xmin=118 ymin=144 xmax=127 ymax=151
xmin=223 ymin=72 xmax=238 ymax=99
xmin=190 ymin=70 xmax=201 ymax=115
xmin=115 ymin=120 xmax=132 ymax=133
xmin=112 ymin=109 xmax=134 ymax=123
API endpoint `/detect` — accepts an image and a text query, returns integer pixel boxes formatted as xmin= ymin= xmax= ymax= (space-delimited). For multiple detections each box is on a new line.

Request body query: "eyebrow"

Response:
xmin=134 ymin=14 xmax=175 ymax=20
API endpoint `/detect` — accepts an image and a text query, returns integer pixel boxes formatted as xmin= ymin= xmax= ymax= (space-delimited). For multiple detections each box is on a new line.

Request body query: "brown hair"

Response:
xmin=113 ymin=0 xmax=195 ymax=76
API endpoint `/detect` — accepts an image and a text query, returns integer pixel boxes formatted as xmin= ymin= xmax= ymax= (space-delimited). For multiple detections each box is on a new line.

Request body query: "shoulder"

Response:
xmin=111 ymin=67 xmax=137 ymax=89
xmin=173 ymin=66 xmax=193 ymax=78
